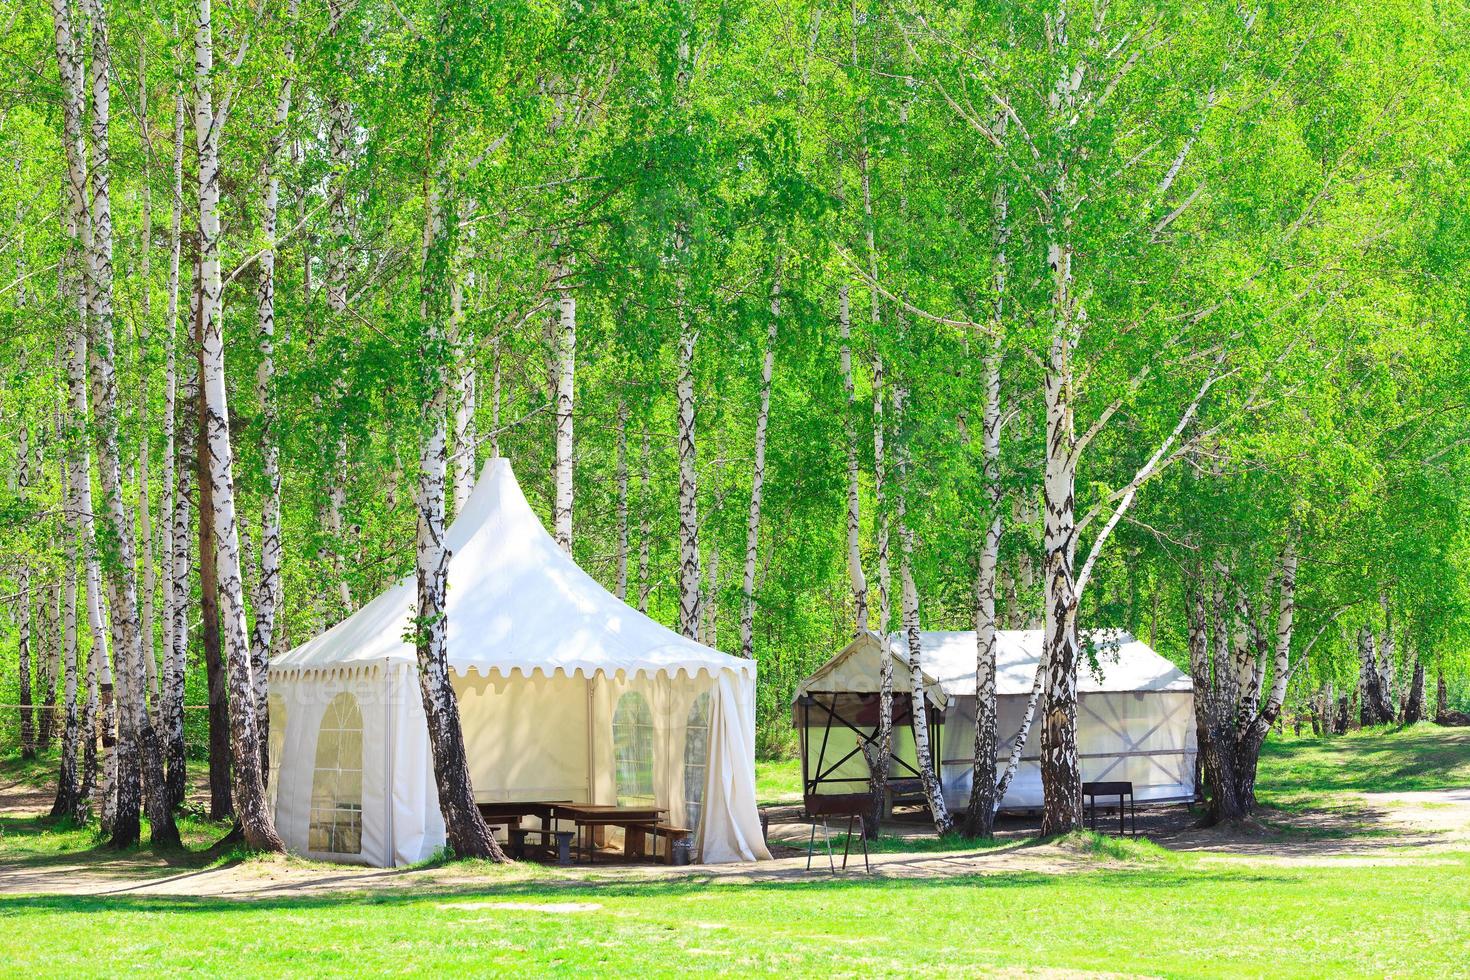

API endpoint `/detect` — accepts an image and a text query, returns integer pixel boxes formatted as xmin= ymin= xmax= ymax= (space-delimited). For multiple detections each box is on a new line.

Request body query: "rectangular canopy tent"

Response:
xmin=793 ymin=630 xmax=1198 ymax=813
xmin=268 ymin=458 xmax=771 ymax=867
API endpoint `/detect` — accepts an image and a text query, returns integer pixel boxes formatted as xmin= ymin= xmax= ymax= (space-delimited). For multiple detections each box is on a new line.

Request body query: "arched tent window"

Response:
xmin=613 ymin=691 xmax=655 ymax=806
xmin=309 ymin=692 xmax=363 ymax=855
xmin=683 ymin=691 xmax=712 ymax=830
xmin=266 ymin=694 xmax=287 ymax=817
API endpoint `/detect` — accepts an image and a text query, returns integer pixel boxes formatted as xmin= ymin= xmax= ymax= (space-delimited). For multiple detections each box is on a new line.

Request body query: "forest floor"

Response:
xmin=1 ymin=725 xmax=1467 ymax=976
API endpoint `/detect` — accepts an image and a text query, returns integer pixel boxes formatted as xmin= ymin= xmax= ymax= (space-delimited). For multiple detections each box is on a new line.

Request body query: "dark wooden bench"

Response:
xmin=508 ymin=826 xmax=577 ymax=865
xmin=804 ymin=793 xmax=870 ymax=873
xmin=1082 ymin=780 xmax=1136 ymax=836
xmin=630 ymin=823 xmax=694 ymax=865
xmin=554 ymin=804 xmax=666 ymax=864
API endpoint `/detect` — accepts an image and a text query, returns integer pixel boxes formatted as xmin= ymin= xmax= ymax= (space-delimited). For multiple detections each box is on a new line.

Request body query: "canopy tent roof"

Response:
xmin=273 ymin=458 xmax=753 ymax=682
xmin=794 ymin=629 xmax=1190 ymax=710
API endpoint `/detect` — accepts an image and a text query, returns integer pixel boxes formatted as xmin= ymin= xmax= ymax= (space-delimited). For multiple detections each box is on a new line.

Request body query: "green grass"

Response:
xmin=0 ymin=811 xmax=242 ymax=867
xmin=2 ymin=728 xmax=1469 ymax=976
xmin=755 ymin=757 xmax=802 ymax=805
xmin=0 ymin=744 xmax=62 ymax=787
xmin=1 ymin=852 xmax=1468 ymax=977
xmin=1257 ymin=724 xmax=1470 ymax=810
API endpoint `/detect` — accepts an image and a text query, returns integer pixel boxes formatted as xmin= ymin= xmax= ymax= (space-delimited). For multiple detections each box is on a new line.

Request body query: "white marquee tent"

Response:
xmin=793 ymin=630 xmax=1197 ymax=812
xmin=268 ymin=458 xmax=771 ymax=867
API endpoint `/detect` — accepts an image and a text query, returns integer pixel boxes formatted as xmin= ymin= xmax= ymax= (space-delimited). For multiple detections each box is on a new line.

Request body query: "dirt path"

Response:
xmin=4 ymin=781 xmax=1467 ymax=899
xmin=0 ymin=774 xmax=54 ymax=817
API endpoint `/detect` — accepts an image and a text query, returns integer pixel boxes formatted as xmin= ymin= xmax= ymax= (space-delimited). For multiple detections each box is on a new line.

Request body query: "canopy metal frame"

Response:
xmin=796 ymin=692 xmax=943 ymax=798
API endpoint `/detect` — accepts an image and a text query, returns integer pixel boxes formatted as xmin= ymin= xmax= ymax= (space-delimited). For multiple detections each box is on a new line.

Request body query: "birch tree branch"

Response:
xmin=833 ymin=243 xmax=990 ymax=333
xmin=1075 ymin=354 xmax=1229 ymax=596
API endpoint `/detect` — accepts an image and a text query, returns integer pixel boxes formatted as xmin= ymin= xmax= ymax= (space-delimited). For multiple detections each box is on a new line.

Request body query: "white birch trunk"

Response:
xmin=739 ymin=263 xmax=779 ymax=660
xmin=615 ymin=400 xmax=630 ymax=601
xmin=838 ymin=284 xmax=869 ymax=632
xmin=637 ymin=427 xmax=652 ymax=614
xmin=81 ymin=0 xmax=162 ymax=848
xmin=1040 ymin=253 xmax=1083 ymax=836
xmin=862 ymin=357 xmax=896 ymax=823
xmin=16 ymin=426 xmax=35 ymax=757
xmin=165 ymin=363 xmax=194 ymax=808
xmin=489 ymin=335 xmax=502 ymax=458
xmin=676 ymin=305 xmax=702 ymax=638
xmin=1378 ymin=594 xmax=1397 ymax=713
xmin=872 ymin=360 xmax=891 ymax=633
xmin=158 ymin=81 xmax=185 ymax=773
xmin=414 ymin=171 xmax=504 ymax=861
xmin=79 ymin=366 xmax=112 ymax=829
xmin=40 ymin=581 xmax=60 ymax=752
xmin=449 ymin=227 xmax=477 ymax=518
xmin=322 ymin=0 xmax=353 ymax=615
xmin=195 ymin=0 xmax=282 ymax=851
xmin=136 ymin=86 xmax=158 ymax=719
xmin=50 ymin=0 xmax=93 ymax=826
xmin=51 ymin=460 xmax=83 ymax=819
xmin=1035 ymin=1 xmax=1088 ymax=838
xmin=553 ymin=257 xmax=575 ymax=553
xmin=1256 ymin=542 xmax=1298 ymax=734
xmin=250 ymin=0 xmax=296 ymax=779
xmin=964 ymin=216 xmax=1005 ymax=834
xmin=894 ymin=390 xmax=951 ymax=832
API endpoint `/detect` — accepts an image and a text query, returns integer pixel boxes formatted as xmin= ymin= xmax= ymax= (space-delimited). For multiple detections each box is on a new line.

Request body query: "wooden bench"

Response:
xmin=631 ymin=823 xmax=694 ymax=865
xmin=554 ymin=804 xmax=666 ymax=864
xmin=508 ymin=826 xmax=577 ymax=865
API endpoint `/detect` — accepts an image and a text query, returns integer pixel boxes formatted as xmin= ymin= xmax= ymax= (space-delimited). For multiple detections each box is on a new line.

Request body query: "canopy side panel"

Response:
xmin=453 ymin=669 xmax=591 ymax=804
xmin=700 ymin=670 xmax=772 ymax=862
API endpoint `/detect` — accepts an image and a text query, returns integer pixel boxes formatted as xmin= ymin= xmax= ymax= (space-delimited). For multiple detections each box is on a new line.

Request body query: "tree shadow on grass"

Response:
xmin=0 ymin=859 xmax=1321 ymax=918
xmin=0 ymin=812 xmax=238 ymax=883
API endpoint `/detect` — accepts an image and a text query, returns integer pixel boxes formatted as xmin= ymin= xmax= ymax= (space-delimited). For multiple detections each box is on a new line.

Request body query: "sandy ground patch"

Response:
xmin=0 ymin=775 xmax=54 ymax=817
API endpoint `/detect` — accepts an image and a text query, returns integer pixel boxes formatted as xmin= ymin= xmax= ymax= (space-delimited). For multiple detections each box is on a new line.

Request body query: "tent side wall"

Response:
xmin=938 ymin=691 xmax=1198 ymax=811
xmin=441 ymin=664 xmax=769 ymax=865
xmin=454 ymin=669 xmax=593 ymax=806
xmin=589 ymin=666 xmax=768 ymax=862
xmin=270 ymin=663 xmax=441 ymax=867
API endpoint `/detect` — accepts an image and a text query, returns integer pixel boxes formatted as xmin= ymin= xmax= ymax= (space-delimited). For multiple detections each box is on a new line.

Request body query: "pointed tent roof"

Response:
xmin=273 ymin=458 xmax=753 ymax=681
xmin=794 ymin=629 xmax=1189 ymax=707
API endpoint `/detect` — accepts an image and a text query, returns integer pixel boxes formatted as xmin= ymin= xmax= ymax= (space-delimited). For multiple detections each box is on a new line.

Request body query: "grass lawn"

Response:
xmin=755 ymin=756 xmax=802 ymax=805
xmin=2 ymin=728 xmax=1468 ymax=977
xmin=1256 ymin=724 xmax=1470 ymax=808
xmin=1 ymin=851 xmax=1467 ymax=977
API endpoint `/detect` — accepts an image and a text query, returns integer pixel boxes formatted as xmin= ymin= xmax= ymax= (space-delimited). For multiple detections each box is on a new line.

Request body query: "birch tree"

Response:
xmin=962 ymin=184 xmax=1007 ymax=837
xmin=159 ymin=77 xmax=189 ymax=810
xmin=1185 ymin=545 xmax=1328 ymax=822
xmin=739 ymin=265 xmax=779 ymax=660
xmin=250 ymin=0 xmax=299 ymax=779
xmin=324 ymin=0 xmax=355 ymax=615
xmin=194 ymin=0 xmax=283 ymax=852
xmin=16 ymin=426 xmax=35 ymax=759
xmin=838 ymin=284 xmax=869 ymax=631
xmin=893 ymin=389 xmax=950 ymax=832
xmin=552 ymin=257 xmax=575 ymax=552
xmin=449 ymin=208 xmax=477 ymax=518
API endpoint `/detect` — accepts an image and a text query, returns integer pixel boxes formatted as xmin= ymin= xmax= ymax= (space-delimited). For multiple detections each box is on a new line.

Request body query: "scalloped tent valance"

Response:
xmin=271 ymin=457 xmax=753 ymax=682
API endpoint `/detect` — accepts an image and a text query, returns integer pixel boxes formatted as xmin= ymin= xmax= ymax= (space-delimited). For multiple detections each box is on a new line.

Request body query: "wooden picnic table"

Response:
xmin=552 ymin=803 xmax=668 ymax=863
xmin=476 ymin=801 xmax=574 ymax=862
xmin=474 ymin=801 xmax=685 ymax=864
